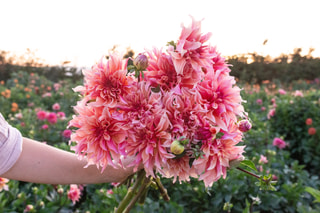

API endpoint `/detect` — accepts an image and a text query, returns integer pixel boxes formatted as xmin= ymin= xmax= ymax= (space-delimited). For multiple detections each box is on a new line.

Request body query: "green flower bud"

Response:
xmin=170 ymin=140 xmax=185 ymax=155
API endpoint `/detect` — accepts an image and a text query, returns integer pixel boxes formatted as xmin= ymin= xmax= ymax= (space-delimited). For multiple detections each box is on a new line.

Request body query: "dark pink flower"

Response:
xmin=37 ymin=110 xmax=47 ymax=120
xmin=256 ymin=99 xmax=263 ymax=105
xmin=41 ymin=124 xmax=49 ymax=130
xmin=46 ymin=112 xmax=58 ymax=124
xmin=62 ymin=129 xmax=72 ymax=138
xmin=272 ymin=137 xmax=287 ymax=149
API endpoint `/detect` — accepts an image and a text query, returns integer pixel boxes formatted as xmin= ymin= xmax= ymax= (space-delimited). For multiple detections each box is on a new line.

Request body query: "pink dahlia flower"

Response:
xmin=272 ymin=137 xmax=287 ymax=149
xmin=46 ymin=112 xmax=58 ymax=124
xmin=36 ymin=110 xmax=47 ymax=120
xmin=67 ymin=184 xmax=81 ymax=204
xmin=52 ymin=103 xmax=61 ymax=111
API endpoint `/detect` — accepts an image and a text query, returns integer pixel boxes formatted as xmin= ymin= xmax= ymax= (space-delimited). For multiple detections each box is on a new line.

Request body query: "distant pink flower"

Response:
xmin=272 ymin=137 xmax=287 ymax=149
xmin=261 ymin=106 xmax=266 ymax=111
xmin=293 ymin=90 xmax=304 ymax=97
xmin=52 ymin=103 xmax=61 ymax=111
xmin=107 ymin=189 xmax=114 ymax=195
xmin=308 ymin=127 xmax=317 ymax=135
xmin=305 ymin=118 xmax=313 ymax=125
xmin=57 ymin=111 xmax=66 ymax=119
xmin=37 ymin=110 xmax=47 ymax=120
xmin=41 ymin=124 xmax=49 ymax=130
xmin=46 ymin=112 xmax=58 ymax=124
xmin=68 ymin=184 xmax=81 ymax=204
xmin=42 ymin=92 xmax=52 ymax=97
xmin=271 ymin=98 xmax=276 ymax=104
xmin=23 ymin=204 xmax=34 ymax=212
xmin=15 ymin=113 xmax=23 ymax=119
xmin=238 ymin=120 xmax=252 ymax=132
xmin=62 ymin=129 xmax=72 ymax=138
xmin=267 ymin=108 xmax=276 ymax=119
xmin=0 ymin=177 xmax=9 ymax=191
xmin=53 ymin=83 xmax=61 ymax=91
xmin=278 ymin=89 xmax=287 ymax=95
xmin=259 ymin=155 xmax=268 ymax=164
xmin=256 ymin=99 xmax=263 ymax=105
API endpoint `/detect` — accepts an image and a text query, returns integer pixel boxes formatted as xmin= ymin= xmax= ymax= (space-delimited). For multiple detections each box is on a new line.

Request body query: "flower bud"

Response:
xmin=133 ymin=54 xmax=148 ymax=70
xmin=238 ymin=119 xmax=252 ymax=132
xmin=57 ymin=187 xmax=64 ymax=195
xmin=24 ymin=204 xmax=34 ymax=212
xmin=170 ymin=140 xmax=185 ymax=155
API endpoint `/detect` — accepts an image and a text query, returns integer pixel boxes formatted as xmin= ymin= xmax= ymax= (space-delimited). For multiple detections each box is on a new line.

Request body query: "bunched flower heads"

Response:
xmin=69 ymin=17 xmax=249 ymax=188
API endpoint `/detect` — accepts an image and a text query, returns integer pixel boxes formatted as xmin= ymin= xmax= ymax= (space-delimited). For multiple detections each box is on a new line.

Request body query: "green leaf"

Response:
xmin=305 ymin=187 xmax=320 ymax=203
xmin=240 ymin=160 xmax=258 ymax=172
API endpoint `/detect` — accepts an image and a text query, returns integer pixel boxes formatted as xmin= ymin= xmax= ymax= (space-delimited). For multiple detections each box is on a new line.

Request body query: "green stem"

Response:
xmin=155 ymin=177 xmax=170 ymax=201
xmin=236 ymin=167 xmax=267 ymax=183
xmin=114 ymin=170 xmax=146 ymax=213
xmin=123 ymin=176 xmax=151 ymax=213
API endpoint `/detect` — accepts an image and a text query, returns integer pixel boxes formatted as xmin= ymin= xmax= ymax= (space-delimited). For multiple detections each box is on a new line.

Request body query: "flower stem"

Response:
xmin=114 ymin=170 xmax=146 ymax=213
xmin=155 ymin=177 xmax=170 ymax=201
xmin=236 ymin=167 xmax=267 ymax=183
xmin=123 ymin=175 xmax=151 ymax=213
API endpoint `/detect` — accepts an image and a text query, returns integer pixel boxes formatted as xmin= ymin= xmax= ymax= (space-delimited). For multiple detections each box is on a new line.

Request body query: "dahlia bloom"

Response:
xmin=272 ymin=137 xmax=287 ymax=149
xmin=52 ymin=103 xmax=61 ymax=111
xmin=36 ymin=110 xmax=47 ymax=120
xmin=308 ymin=127 xmax=317 ymax=135
xmin=305 ymin=118 xmax=312 ymax=126
xmin=0 ymin=177 xmax=9 ymax=192
xmin=67 ymin=184 xmax=81 ymax=204
xmin=69 ymin=17 xmax=248 ymax=188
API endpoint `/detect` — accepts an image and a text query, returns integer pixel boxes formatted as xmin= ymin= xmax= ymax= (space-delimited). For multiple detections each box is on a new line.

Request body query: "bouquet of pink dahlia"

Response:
xmin=68 ymin=17 xmax=252 ymax=211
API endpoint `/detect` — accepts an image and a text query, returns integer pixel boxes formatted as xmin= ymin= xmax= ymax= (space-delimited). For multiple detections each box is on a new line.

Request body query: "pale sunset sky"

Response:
xmin=1 ymin=0 xmax=319 ymax=67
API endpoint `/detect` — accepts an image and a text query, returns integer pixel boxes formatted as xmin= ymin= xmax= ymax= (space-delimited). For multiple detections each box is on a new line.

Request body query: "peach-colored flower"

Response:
xmin=67 ymin=184 xmax=81 ymax=204
xmin=0 ymin=177 xmax=9 ymax=191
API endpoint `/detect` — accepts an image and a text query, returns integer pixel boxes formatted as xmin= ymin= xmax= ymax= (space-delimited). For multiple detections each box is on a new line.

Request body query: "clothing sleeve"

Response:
xmin=0 ymin=113 xmax=23 ymax=175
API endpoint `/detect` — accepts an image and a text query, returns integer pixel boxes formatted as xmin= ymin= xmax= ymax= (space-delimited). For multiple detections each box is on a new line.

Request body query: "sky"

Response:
xmin=1 ymin=0 xmax=319 ymax=68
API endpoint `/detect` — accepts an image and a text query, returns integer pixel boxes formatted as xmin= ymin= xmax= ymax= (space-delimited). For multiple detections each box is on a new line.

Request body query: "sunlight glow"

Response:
xmin=1 ymin=0 xmax=319 ymax=67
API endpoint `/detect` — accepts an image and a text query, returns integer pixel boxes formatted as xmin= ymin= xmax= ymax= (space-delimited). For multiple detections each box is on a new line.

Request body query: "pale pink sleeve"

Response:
xmin=0 ymin=113 xmax=23 ymax=175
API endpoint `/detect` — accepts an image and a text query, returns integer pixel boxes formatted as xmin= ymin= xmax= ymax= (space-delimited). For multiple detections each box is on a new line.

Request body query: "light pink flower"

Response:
xmin=261 ymin=106 xmax=266 ymax=111
xmin=267 ymin=108 xmax=276 ymax=119
xmin=272 ymin=137 xmax=287 ymax=149
xmin=259 ymin=155 xmax=268 ymax=164
xmin=52 ymin=103 xmax=61 ymax=111
xmin=67 ymin=184 xmax=81 ymax=204
xmin=293 ymin=90 xmax=304 ymax=97
xmin=107 ymin=189 xmax=114 ymax=195
xmin=278 ymin=89 xmax=287 ymax=95
xmin=57 ymin=111 xmax=66 ymax=119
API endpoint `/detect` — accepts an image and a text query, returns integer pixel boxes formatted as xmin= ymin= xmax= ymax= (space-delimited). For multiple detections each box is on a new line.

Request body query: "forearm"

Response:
xmin=2 ymin=137 xmax=134 ymax=185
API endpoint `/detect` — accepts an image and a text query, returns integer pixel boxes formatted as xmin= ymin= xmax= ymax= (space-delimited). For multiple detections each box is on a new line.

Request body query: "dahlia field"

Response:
xmin=1 ymin=68 xmax=320 ymax=212
xmin=1 ymin=17 xmax=320 ymax=212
